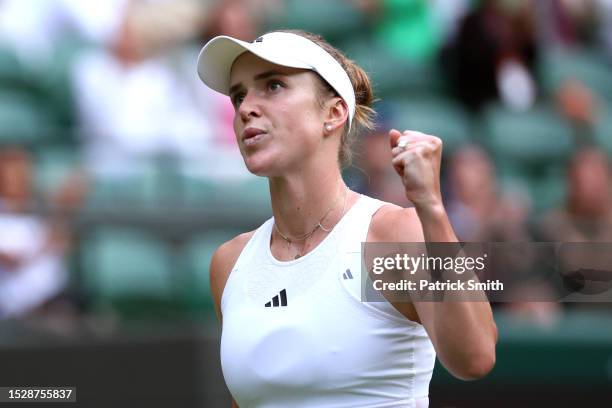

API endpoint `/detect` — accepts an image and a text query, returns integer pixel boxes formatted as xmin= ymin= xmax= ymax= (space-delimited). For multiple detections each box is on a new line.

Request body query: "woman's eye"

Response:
xmin=269 ymin=81 xmax=283 ymax=91
xmin=233 ymin=94 xmax=245 ymax=107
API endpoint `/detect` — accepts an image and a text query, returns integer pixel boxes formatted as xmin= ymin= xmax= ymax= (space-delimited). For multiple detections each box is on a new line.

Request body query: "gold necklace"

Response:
xmin=274 ymin=186 xmax=349 ymax=259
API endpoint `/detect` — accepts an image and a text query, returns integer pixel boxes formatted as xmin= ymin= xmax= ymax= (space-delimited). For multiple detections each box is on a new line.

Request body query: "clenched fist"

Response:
xmin=389 ymin=129 xmax=443 ymax=209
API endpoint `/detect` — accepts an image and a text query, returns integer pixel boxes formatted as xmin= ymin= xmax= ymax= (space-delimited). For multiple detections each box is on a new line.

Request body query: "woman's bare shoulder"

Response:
xmin=209 ymin=230 xmax=256 ymax=322
xmin=366 ymin=202 xmax=424 ymax=323
xmin=368 ymin=203 xmax=424 ymax=243
xmin=212 ymin=230 xmax=256 ymax=267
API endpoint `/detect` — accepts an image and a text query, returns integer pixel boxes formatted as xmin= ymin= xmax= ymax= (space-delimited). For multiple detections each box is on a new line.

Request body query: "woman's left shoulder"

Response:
xmin=368 ymin=201 xmax=424 ymax=242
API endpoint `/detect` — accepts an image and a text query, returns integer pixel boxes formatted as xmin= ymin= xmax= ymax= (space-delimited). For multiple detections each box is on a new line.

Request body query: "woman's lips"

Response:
xmin=242 ymin=127 xmax=267 ymax=147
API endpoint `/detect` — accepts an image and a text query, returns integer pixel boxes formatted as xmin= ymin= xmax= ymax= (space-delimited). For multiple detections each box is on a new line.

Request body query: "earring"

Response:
xmin=325 ymin=123 xmax=333 ymax=131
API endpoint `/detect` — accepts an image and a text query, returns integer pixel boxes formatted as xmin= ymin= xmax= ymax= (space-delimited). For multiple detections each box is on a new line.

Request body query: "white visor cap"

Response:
xmin=197 ymin=32 xmax=356 ymax=130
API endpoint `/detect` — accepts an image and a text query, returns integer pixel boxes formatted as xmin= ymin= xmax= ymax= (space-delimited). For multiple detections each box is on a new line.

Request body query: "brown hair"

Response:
xmin=274 ymin=29 xmax=376 ymax=168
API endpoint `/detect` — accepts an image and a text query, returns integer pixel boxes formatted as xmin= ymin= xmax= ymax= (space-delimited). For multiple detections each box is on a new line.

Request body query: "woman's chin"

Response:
xmin=244 ymin=156 xmax=279 ymax=177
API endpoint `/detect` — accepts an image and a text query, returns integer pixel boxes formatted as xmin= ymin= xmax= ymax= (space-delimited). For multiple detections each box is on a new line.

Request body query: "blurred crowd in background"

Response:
xmin=0 ymin=0 xmax=611 ymax=323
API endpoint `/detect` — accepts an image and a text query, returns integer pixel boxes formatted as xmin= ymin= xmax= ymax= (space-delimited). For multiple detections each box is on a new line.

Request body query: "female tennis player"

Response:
xmin=198 ymin=30 xmax=497 ymax=408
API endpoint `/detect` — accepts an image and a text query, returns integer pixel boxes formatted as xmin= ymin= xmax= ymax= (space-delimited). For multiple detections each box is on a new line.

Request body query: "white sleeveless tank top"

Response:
xmin=220 ymin=195 xmax=436 ymax=408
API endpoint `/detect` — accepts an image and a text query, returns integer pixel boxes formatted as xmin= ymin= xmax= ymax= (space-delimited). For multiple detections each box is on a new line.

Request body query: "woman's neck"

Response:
xmin=268 ymin=165 xmax=346 ymax=238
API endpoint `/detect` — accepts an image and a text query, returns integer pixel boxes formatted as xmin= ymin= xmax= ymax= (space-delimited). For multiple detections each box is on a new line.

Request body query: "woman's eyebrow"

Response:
xmin=253 ymin=70 xmax=284 ymax=81
xmin=229 ymin=70 xmax=286 ymax=95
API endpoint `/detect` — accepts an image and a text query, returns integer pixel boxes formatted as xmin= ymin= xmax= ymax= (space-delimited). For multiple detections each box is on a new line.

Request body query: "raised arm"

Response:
xmin=386 ymin=129 xmax=497 ymax=380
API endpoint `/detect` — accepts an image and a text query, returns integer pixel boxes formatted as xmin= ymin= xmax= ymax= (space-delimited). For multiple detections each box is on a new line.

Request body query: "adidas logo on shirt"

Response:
xmin=343 ymin=269 xmax=354 ymax=280
xmin=265 ymin=289 xmax=287 ymax=307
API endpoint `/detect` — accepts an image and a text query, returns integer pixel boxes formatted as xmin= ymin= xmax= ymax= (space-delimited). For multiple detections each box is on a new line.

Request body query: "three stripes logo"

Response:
xmin=265 ymin=289 xmax=288 ymax=307
xmin=343 ymin=269 xmax=353 ymax=280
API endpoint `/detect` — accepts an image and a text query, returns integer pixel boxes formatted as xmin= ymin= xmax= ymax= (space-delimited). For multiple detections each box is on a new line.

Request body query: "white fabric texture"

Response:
xmin=220 ymin=195 xmax=436 ymax=407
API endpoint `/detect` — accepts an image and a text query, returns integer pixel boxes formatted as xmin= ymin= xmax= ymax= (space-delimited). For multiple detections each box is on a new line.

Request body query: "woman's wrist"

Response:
xmin=412 ymin=196 xmax=445 ymax=220
xmin=413 ymin=199 xmax=457 ymax=242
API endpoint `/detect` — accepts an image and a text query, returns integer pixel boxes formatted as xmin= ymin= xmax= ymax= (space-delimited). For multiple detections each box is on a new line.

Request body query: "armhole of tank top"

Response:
xmin=220 ymin=219 xmax=271 ymax=314
xmin=339 ymin=253 xmax=427 ymax=328
xmin=338 ymin=199 xmax=427 ymax=329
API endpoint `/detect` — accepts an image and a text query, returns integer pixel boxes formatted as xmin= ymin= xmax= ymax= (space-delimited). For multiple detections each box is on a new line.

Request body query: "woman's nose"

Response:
xmin=238 ymin=91 xmax=261 ymax=122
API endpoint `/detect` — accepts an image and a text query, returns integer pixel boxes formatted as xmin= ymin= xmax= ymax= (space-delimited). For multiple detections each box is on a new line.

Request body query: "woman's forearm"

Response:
xmin=414 ymin=202 xmax=497 ymax=380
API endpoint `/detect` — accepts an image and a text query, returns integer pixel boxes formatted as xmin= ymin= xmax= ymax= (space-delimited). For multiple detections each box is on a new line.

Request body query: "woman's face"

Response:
xmin=229 ymin=52 xmax=327 ymax=176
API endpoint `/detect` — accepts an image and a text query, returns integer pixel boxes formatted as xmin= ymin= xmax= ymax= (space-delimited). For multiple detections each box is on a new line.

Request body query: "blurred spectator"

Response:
xmin=72 ymin=0 xmax=253 ymax=180
xmin=538 ymin=147 xmax=612 ymax=309
xmin=355 ymin=106 xmax=411 ymax=207
xmin=534 ymin=0 xmax=612 ymax=57
xmin=533 ymin=0 xmax=600 ymax=48
xmin=445 ymin=145 xmax=563 ymax=323
xmin=356 ymin=0 xmax=443 ymax=64
xmin=0 ymin=0 xmax=128 ymax=62
xmin=539 ymin=147 xmax=612 ymax=241
xmin=556 ymin=79 xmax=597 ymax=126
xmin=443 ymin=0 xmax=539 ymax=112
xmin=201 ymin=0 xmax=261 ymax=43
xmin=0 ymin=148 xmax=70 ymax=319
xmin=555 ymin=78 xmax=599 ymax=144
xmin=446 ymin=145 xmax=532 ymax=241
